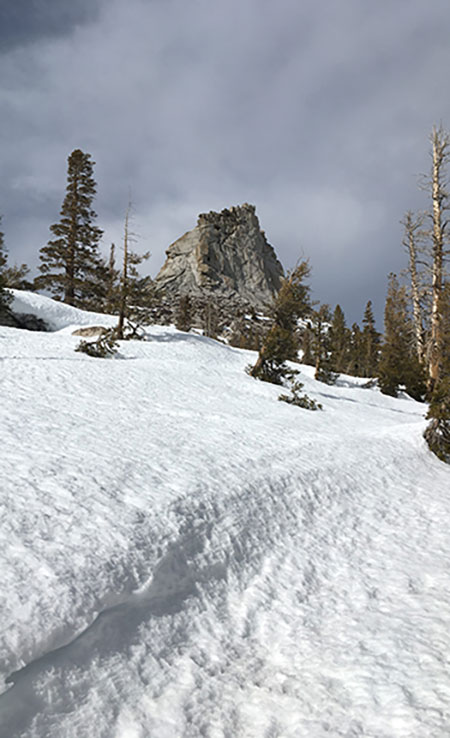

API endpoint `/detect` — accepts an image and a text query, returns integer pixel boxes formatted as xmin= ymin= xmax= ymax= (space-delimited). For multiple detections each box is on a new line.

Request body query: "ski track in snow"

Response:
xmin=0 ymin=292 xmax=450 ymax=737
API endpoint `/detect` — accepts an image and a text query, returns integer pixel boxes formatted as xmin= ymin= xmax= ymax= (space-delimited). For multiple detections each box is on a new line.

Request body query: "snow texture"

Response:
xmin=0 ymin=291 xmax=449 ymax=737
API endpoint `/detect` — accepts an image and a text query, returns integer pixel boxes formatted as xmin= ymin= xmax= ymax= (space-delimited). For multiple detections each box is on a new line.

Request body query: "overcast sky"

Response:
xmin=1 ymin=0 xmax=450 ymax=325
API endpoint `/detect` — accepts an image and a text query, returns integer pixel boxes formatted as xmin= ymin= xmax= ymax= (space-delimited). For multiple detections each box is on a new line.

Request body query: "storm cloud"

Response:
xmin=1 ymin=0 xmax=450 ymax=324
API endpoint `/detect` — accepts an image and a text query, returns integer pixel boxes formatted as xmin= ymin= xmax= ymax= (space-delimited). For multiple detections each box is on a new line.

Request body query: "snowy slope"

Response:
xmin=0 ymin=292 xmax=449 ymax=738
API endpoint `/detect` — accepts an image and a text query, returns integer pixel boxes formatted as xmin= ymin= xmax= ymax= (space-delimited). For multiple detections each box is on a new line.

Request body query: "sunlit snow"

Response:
xmin=1 ymin=291 xmax=449 ymax=737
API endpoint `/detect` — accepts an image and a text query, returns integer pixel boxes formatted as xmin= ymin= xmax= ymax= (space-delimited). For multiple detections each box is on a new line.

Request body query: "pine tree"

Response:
xmin=203 ymin=299 xmax=220 ymax=339
xmin=36 ymin=149 xmax=103 ymax=307
xmin=360 ymin=300 xmax=380 ymax=377
xmin=312 ymin=304 xmax=337 ymax=384
xmin=249 ymin=261 xmax=311 ymax=384
xmin=424 ymin=281 xmax=450 ymax=462
xmin=329 ymin=304 xmax=350 ymax=373
xmin=378 ymin=274 xmax=426 ymax=399
xmin=441 ymin=282 xmax=450 ymax=377
xmin=300 ymin=323 xmax=315 ymax=366
xmin=346 ymin=323 xmax=363 ymax=376
xmin=424 ymin=377 xmax=450 ymax=463
xmin=0 ymin=218 xmax=12 ymax=315
xmin=176 ymin=294 xmax=193 ymax=332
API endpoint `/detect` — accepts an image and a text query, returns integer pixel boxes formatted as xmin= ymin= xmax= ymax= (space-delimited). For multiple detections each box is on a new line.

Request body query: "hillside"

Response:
xmin=0 ymin=292 xmax=449 ymax=738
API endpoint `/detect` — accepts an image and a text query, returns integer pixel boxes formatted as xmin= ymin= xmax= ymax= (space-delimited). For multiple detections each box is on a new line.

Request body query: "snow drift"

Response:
xmin=0 ymin=292 xmax=449 ymax=737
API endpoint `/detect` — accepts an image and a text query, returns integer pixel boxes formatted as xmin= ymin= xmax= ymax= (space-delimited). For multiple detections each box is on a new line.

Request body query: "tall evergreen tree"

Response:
xmin=176 ymin=294 xmax=193 ymax=332
xmin=249 ymin=261 xmax=311 ymax=384
xmin=312 ymin=304 xmax=337 ymax=384
xmin=36 ymin=149 xmax=103 ymax=307
xmin=440 ymin=282 xmax=450 ymax=377
xmin=329 ymin=304 xmax=350 ymax=373
xmin=0 ymin=217 xmax=12 ymax=314
xmin=360 ymin=300 xmax=380 ymax=377
xmin=346 ymin=323 xmax=363 ymax=376
xmin=300 ymin=323 xmax=315 ymax=366
xmin=378 ymin=274 xmax=426 ymax=400
xmin=424 ymin=281 xmax=450 ymax=463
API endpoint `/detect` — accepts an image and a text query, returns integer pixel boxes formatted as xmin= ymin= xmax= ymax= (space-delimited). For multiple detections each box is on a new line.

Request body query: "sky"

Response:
xmin=1 ymin=0 xmax=450 ymax=325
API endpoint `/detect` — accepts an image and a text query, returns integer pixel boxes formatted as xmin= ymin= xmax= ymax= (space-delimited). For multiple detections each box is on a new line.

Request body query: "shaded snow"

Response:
xmin=0 ymin=292 xmax=449 ymax=737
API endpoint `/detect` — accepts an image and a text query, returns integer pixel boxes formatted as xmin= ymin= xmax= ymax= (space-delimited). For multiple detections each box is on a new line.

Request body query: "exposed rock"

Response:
xmin=154 ymin=204 xmax=284 ymax=309
xmin=72 ymin=326 xmax=108 ymax=337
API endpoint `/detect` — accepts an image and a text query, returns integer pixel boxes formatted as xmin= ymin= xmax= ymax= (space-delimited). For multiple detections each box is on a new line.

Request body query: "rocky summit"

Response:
xmin=154 ymin=203 xmax=284 ymax=309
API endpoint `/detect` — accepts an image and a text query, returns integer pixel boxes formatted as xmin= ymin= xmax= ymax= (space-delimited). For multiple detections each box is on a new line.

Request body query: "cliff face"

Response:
xmin=154 ymin=204 xmax=284 ymax=308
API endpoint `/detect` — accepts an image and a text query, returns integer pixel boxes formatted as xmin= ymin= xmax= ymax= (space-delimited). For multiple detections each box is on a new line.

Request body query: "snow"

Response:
xmin=1 ymin=291 xmax=450 ymax=737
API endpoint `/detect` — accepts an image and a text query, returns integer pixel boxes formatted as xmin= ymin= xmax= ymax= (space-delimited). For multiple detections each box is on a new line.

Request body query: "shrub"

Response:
xmin=278 ymin=380 xmax=322 ymax=411
xmin=75 ymin=328 xmax=119 ymax=358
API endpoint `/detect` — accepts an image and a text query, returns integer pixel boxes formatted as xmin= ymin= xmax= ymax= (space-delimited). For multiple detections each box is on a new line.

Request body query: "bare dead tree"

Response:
xmin=401 ymin=211 xmax=426 ymax=363
xmin=116 ymin=204 xmax=132 ymax=340
xmin=105 ymin=243 xmax=119 ymax=314
xmin=427 ymin=125 xmax=450 ymax=391
xmin=115 ymin=202 xmax=150 ymax=340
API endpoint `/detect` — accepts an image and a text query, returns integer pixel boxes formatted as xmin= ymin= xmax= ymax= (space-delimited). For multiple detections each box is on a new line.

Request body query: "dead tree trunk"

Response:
xmin=428 ymin=126 xmax=449 ymax=392
xmin=402 ymin=211 xmax=425 ymax=363
xmin=116 ymin=206 xmax=130 ymax=340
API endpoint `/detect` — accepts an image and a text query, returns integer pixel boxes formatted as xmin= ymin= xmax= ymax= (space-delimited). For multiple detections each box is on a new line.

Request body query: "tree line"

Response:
xmin=0 ymin=133 xmax=449 ymax=460
xmin=248 ymin=126 xmax=450 ymax=462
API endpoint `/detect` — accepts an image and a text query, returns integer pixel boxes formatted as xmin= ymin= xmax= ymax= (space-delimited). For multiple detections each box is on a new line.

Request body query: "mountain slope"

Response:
xmin=0 ymin=292 xmax=449 ymax=737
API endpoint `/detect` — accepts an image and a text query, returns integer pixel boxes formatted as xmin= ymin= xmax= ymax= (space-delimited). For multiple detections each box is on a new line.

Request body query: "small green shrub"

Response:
xmin=278 ymin=380 xmax=322 ymax=411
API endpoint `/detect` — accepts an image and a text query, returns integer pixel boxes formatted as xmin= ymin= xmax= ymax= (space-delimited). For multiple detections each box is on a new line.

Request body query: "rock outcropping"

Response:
xmin=154 ymin=204 xmax=284 ymax=309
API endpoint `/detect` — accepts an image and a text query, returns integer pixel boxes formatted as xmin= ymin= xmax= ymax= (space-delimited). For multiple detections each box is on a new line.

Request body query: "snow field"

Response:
xmin=0 ymin=292 xmax=449 ymax=737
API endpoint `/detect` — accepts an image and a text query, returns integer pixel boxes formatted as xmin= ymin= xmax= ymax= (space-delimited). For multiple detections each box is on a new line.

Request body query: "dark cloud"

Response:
xmin=0 ymin=0 xmax=101 ymax=51
xmin=1 ymin=0 xmax=450 ymax=325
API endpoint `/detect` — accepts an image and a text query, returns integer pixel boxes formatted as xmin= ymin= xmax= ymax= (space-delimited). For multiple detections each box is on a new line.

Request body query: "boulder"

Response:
xmin=72 ymin=326 xmax=108 ymax=337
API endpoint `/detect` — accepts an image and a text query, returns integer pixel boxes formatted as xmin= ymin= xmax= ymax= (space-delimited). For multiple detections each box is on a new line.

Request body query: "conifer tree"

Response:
xmin=329 ymin=304 xmax=350 ymax=373
xmin=424 ymin=281 xmax=450 ymax=463
xmin=360 ymin=300 xmax=380 ymax=377
xmin=300 ymin=323 xmax=315 ymax=366
xmin=440 ymin=282 xmax=450 ymax=377
xmin=176 ymin=294 xmax=193 ymax=332
xmin=36 ymin=149 xmax=103 ymax=306
xmin=312 ymin=304 xmax=337 ymax=384
xmin=346 ymin=323 xmax=364 ymax=376
xmin=378 ymin=274 xmax=426 ymax=400
xmin=249 ymin=261 xmax=311 ymax=384
xmin=203 ymin=299 xmax=220 ymax=339
xmin=0 ymin=218 xmax=12 ymax=314
xmin=424 ymin=377 xmax=450 ymax=463
xmin=0 ymin=220 xmax=32 ymax=291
